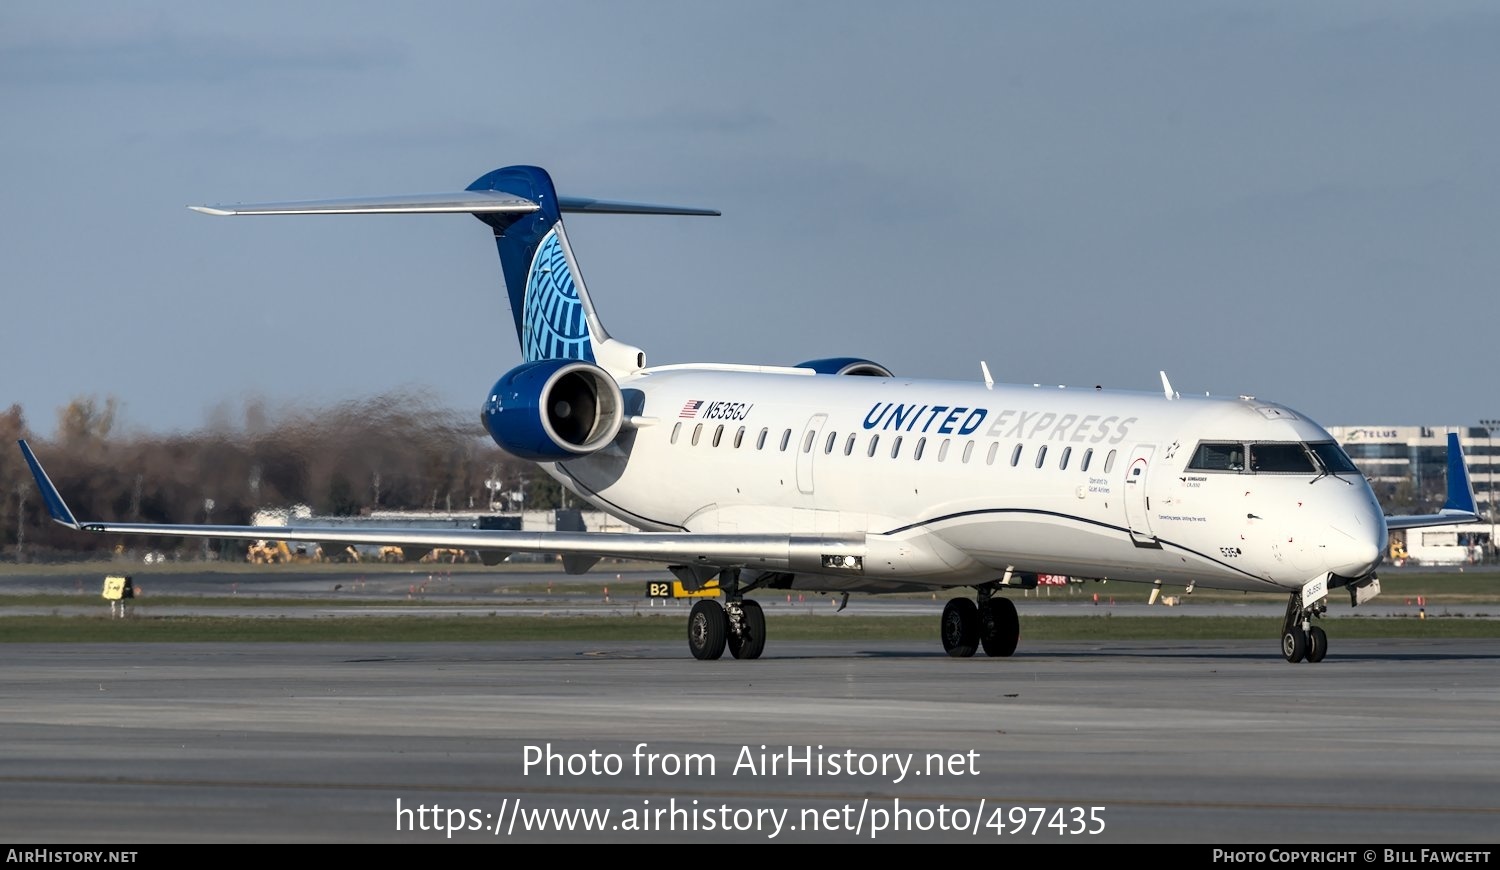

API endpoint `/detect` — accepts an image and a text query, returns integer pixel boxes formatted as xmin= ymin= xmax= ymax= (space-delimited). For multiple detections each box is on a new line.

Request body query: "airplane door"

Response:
xmin=1123 ymin=443 xmax=1160 ymax=548
xmin=796 ymin=414 xmax=826 ymax=495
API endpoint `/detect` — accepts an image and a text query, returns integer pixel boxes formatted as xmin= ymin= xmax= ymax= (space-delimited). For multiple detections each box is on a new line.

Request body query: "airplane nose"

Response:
xmin=1325 ymin=496 xmax=1386 ymax=578
xmin=1324 ymin=528 xmax=1382 ymax=577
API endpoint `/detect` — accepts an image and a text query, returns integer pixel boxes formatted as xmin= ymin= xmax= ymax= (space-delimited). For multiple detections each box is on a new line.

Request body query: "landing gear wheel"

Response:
xmin=981 ymin=597 xmax=1020 ymax=657
xmin=1282 ymin=627 xmax=1308 ymax=663
xmin=688 ymin=599 xmax=728 ymax=660
xmin=941 ymin=598 xmax=979 ymax=658
xmin=727 ymin=599 xmax=766 ymax=660
xmin=1305 ymin=625 xmax=1328 ymax=663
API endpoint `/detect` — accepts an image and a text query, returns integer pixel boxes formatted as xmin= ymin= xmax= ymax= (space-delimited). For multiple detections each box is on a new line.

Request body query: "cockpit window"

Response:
xmin=1187 ymin=442 xmax=1244 ymax=472
xmin=1189 ymin=440 xmax=1341 ymax=474
xmin=1248 ymin=442 xmax=1317 ymax=473
xmin=1308 ymin=441 xmax=1360 ymax=475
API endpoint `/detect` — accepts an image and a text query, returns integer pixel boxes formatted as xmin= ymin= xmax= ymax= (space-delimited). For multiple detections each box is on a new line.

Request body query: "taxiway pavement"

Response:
xmin=1 ymin=638 xmax=1497 ymax=844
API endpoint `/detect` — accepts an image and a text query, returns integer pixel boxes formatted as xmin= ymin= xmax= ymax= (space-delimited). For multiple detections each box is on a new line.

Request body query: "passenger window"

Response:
xmin=1060 ymin=446 xmax=1071 ymax=470
xmin=781 ymin=429 xmax=792 ymax=451
xmin=1010 ymin=444 xmax=1022 ymax=467
xmin=734 ymin=426 xmax=745 ymax=448
xmin=845 ymin=433 xmax=856 ymax=456
xmin=1081 ymin=448 xmax=1093 ymax=472
xmin=914 ymin=437 xmax=926 ymax=460
xmin=1035 ymin=445 xmax=1047 ymax=468
xmin=712 ymin=425 xmax=724 ymax=447
xmin=962 ymin=441 xmax=974 ymax=464
xmin=937 ymin=440 xmax=950 ymax=462
xmin=756 ymin=428 xmax=768 ymax=450
xmin=890 ymin=435 xmax=903 ymax=459
xmin=671 ymin=422 xmax=682 ymax=445
xmin=692 ymin=424 xmax=703 ymax=446
xmin=986 ymin=442 xmax=999 ymax=465
xmin=825 ymin=431 xmax=837 ymax=454
xmin=1104 ymin=449 xmax=1117 ymax=473
xmin=868 ymin=434 xmax=880 ymax=457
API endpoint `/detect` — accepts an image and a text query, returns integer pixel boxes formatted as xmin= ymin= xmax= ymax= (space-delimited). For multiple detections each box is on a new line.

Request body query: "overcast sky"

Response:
xmin=4 ymin=1 xmax=1497 ymax=438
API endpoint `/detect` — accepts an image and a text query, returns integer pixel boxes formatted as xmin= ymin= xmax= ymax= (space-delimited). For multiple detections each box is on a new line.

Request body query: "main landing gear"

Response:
xmin=686 ymin=569 xmax=766 ymax=661
xmin=941 ymin=584 xmax=1019 ymax=658
xmin=1281 ymin=590 xmax=1329 ymax=664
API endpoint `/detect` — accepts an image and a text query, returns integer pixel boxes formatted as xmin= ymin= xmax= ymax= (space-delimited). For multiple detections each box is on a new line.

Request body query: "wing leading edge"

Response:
xmin=16 ymin=441 xmax=852 ymax=574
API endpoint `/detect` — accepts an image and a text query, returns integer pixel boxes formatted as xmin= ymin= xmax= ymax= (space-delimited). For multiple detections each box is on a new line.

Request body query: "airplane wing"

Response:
xmin=17 ymin=441 xmax=855 ymax=576
xmin=1383 ymin=433 xmax=1481 ymax=531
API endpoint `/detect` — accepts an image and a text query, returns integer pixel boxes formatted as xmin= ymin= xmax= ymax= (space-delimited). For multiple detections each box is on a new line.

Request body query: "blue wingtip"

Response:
xmin=1443 ymin=433 xmax=1478 ymax=515
xmin=17 ymin=440 xmax=80 ymax=528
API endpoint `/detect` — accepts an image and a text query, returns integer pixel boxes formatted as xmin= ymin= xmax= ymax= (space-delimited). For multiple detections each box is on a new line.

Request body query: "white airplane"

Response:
xmin=19 ymin=165 xmax=1481 ymax=664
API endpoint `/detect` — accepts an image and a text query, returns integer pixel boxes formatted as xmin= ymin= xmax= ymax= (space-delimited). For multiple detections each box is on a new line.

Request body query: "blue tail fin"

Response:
xmin=1442 ymin=432 xmax=1479 ymax=516
xmin=468 ymin=166 xmax=599 ymax=363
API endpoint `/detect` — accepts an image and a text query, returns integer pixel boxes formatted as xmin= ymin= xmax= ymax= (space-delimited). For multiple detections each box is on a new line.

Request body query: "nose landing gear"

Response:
xmin=1281 ymin=590 xmax=1329 ymax=664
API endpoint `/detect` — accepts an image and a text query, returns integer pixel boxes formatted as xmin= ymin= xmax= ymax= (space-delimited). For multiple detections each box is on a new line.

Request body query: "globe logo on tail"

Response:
xmin=522 ymin=228 xmax=593 ymax=362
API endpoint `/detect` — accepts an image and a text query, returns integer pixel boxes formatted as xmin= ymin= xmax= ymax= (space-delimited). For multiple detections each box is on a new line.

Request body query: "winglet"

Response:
xmin=1441 ymin=432 xmax=1479 ymax=516
xmin=17 ymin=440 xmax=81 ymax=529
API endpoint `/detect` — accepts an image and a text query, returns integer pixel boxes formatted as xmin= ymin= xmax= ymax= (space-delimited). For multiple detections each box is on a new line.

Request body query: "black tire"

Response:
xmin=727 ymin=599 xmax=767 ymax=660
xmin=941 ymin=598 xmax=979 ymax=658
xmin=1305 ymin=625 xmax=1328 ymax=663
xmin=981 ymin=597 xmax=1020 ymax=657
xmin=1282 ymin=627 xmax=1308 ymax=663
xmin=688 ymin=599 xmax=728 ymax=660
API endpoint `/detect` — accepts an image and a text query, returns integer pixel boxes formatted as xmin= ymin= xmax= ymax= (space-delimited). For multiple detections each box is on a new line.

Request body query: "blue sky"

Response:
xmin=3 ymin=2 xmax=1497 ymax=436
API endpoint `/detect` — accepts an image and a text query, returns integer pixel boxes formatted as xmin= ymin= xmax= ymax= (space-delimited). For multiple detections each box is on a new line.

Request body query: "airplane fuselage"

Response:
xmin=547 ymin=367 xmax=1388 ymax=596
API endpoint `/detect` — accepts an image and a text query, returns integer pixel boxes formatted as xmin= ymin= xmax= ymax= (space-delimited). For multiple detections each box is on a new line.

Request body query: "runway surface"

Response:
xmin=2 ymin=638 xmax=1498 ymax=844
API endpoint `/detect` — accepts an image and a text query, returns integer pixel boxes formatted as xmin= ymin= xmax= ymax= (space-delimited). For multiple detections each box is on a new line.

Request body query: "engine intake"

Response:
xmin=482 ymin=359 xmax=624 ymax=461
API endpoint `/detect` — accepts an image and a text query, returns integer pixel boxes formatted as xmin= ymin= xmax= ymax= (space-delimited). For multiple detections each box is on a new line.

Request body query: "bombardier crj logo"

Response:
xmin=862 ymin=402 xmax=1138 ymax=444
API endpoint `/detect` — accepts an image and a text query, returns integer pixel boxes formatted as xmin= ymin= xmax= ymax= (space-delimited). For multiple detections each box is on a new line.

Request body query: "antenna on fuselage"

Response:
xmin=980 ymin=361 xmax=994 ymax=390
xmin=1160 ymin=370 xmax=1180 ymax=400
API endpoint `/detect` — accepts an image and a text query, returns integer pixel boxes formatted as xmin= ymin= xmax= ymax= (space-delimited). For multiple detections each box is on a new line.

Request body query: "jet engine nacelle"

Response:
xmin=796 ymin=357 xmax=894 ymax=377
xmin=482 ymin=359 xmax=624 ymax=461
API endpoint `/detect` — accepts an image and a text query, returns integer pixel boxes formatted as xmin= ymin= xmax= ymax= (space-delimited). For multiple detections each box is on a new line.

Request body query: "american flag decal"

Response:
xmin=679 ymin=400 xmax=703 ymax=418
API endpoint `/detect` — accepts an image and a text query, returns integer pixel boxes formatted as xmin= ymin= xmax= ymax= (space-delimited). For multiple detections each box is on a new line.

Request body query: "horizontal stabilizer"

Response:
xmin=190 ymin=191 xmax=540 ymax=216
xmin=192 ymin=194 xmax=719 ymax=218
xmin=190 ymin=164 xmax=719 ymax=376
xmin=556 ymin=197 xmax=719 ymax=216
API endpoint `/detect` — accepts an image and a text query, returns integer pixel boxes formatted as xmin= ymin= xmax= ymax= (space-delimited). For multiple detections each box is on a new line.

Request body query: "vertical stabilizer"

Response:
xmin=467 ymin=166 xmax=603 ymax=363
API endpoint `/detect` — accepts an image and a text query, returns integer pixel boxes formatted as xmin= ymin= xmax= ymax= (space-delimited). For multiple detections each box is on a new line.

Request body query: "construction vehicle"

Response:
xmin=1389 ymin=534 xmax=1409 ymax=565
xmin=245 ymin=540 xmax=323 ymax=564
